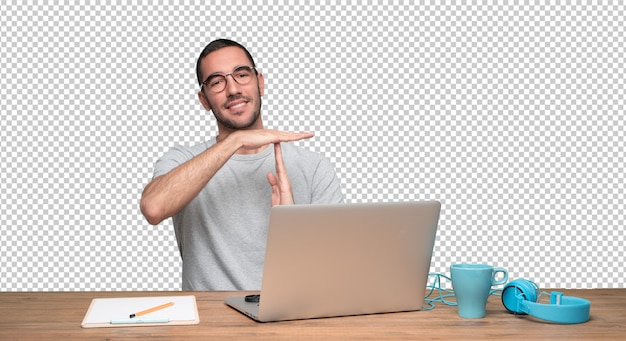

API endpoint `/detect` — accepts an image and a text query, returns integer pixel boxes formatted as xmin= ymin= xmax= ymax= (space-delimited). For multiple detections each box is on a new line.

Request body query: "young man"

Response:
xmin=140 ymin=39 xmax=344 ymax=290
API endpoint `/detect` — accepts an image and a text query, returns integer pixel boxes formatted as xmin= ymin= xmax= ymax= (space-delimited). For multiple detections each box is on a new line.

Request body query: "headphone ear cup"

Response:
xmin=501 ymin=279 xmax=538 ymax=314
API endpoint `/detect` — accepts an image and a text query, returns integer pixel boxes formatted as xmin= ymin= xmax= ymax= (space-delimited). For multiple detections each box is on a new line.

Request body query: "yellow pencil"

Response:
xmin=129 ymin=301 xmax=174 ymax=318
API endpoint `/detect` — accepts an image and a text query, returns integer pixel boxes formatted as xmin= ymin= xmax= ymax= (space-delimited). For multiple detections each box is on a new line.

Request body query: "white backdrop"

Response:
xmin=1 ymin=2 xmax=624 ymax=291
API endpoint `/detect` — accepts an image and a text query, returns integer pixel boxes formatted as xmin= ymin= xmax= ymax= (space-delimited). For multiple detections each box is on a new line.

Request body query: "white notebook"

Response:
xmin=81 ymin=295 xmax=199 ymax=328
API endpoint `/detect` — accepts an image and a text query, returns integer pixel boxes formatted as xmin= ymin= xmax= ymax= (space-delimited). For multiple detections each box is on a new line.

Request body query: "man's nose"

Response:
xmin=223 ymin=74 xmax=241 ymax=94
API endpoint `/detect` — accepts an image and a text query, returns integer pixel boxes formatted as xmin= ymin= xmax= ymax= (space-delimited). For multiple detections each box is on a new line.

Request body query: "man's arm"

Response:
xmin=140 ymin=130 xmax=314 ymax=225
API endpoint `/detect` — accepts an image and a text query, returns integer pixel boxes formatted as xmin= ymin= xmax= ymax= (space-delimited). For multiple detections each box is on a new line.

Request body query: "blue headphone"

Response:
xmin=501 ymin=279 xmax=590 ymax=324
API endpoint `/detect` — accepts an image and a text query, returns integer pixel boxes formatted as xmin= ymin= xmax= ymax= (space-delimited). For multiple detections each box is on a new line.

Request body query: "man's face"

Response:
xmin=198 ymin=46 xmax=265 ymax=131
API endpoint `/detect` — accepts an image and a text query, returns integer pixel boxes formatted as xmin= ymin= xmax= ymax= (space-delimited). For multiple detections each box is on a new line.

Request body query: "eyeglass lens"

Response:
xmin=203 ymin=66 xmax=254 ymax=93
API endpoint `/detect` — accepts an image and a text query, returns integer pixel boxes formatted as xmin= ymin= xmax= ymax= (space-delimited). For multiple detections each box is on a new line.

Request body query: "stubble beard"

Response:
xmin=212 ymin=94 xmax=262 ymax=131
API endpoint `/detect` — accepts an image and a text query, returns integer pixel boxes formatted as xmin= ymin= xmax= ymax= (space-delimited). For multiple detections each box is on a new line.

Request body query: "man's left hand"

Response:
xmin=267 ymin=142 xmax=294 ymax=206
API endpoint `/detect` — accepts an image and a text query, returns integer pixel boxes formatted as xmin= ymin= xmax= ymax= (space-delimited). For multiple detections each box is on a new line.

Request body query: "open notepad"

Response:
xmin=81 ymin=295 xmax=199 ymax=328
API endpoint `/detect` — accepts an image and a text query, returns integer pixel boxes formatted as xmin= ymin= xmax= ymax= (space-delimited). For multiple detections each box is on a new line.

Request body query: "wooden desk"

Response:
xmin=0 ymin=289 xmax=623 ymax=340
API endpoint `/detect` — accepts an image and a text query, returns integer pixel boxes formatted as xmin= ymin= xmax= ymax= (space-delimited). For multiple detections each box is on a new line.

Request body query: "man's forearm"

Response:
xmin=140 ymin=136 xmax=241 ymax=225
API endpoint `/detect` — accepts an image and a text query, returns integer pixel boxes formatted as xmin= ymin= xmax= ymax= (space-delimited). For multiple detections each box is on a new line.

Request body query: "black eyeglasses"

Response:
xmin=200 ymin=65 xmax=257 ymax=94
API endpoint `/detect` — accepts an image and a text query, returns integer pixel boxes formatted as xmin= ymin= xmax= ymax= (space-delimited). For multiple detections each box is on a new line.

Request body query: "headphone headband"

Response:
xmin=501 ymin=279 xmax=590 ymax=324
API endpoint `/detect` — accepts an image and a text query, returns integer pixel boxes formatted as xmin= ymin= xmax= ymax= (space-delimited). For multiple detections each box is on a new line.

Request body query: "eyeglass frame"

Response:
xmin=200 ymin=65 xmax=258 ymax=94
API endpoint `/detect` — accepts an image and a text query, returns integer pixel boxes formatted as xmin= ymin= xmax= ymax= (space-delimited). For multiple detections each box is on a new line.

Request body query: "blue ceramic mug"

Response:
xmin=451 ymin=263 xmax=508 ymax=318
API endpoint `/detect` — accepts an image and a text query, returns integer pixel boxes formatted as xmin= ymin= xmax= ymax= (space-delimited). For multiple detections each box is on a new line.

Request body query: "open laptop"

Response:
xmin=224 ymin=200 xmax=441 ymax=322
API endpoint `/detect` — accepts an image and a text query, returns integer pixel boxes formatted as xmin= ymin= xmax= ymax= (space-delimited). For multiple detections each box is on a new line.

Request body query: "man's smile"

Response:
xmin=225 ymin=97 xmax=250 ymax=110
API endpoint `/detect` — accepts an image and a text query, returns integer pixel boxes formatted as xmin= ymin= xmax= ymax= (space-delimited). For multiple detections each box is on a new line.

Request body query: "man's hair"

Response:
xmin=196 ymin=39 xmax=257 ymax=86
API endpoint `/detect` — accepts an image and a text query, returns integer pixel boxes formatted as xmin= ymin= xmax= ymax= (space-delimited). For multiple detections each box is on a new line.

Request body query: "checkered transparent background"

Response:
xmin=1 ymin=2 xmax=624 ymax=291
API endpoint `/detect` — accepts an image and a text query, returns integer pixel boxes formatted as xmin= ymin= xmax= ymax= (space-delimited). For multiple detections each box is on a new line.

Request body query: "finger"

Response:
xmin=274 ymin=143 xmax=291 ymax=186
xmin=273 ymin=142 xmax=285 ymax=173
xmin=266 ymin=171 xmax=278 ymax=186
xmin=267 ymin=172 xmax=280 ymax=206
xmin=237 ymin=130 xmax=313 ymax=151
xmin=275 ymin=131 xmax=314 ymax=142
xmin=273 ymin=143 xmax=295 ymax=204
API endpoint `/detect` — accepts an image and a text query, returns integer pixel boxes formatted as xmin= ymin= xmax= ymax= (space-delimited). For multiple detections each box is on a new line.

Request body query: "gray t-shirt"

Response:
xmin=153 ymin=138 xmax=344 ymax=290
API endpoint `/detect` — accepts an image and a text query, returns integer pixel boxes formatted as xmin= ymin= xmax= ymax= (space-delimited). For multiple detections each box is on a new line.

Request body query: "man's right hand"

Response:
xmin=233 ymin=129 xmax=314 ymax=153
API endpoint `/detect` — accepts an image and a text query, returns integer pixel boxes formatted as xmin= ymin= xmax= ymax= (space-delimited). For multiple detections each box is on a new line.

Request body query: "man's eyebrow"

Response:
xmin=205 ymin=71 xmax=223 ymax=79
xmin=207 ymin=65 xmax=250 ymax=78
xmin=203 ymin=71 xmax=226 ymax=84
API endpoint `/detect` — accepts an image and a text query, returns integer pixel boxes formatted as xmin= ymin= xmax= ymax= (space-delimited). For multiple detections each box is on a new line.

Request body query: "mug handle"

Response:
xmin=492 ymin=267 xmax=509 ymax=286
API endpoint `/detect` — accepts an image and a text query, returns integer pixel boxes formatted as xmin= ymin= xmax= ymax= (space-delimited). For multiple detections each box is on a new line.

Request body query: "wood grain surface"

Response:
xmin=0 ymin=289 xmax=623 ymax=340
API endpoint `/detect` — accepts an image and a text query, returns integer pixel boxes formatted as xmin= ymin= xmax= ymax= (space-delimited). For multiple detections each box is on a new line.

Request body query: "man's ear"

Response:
xmin=198 ymin=91 xmax=212 ymax=111
xmin=257 ymin=72 xmax=265 ymax=97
